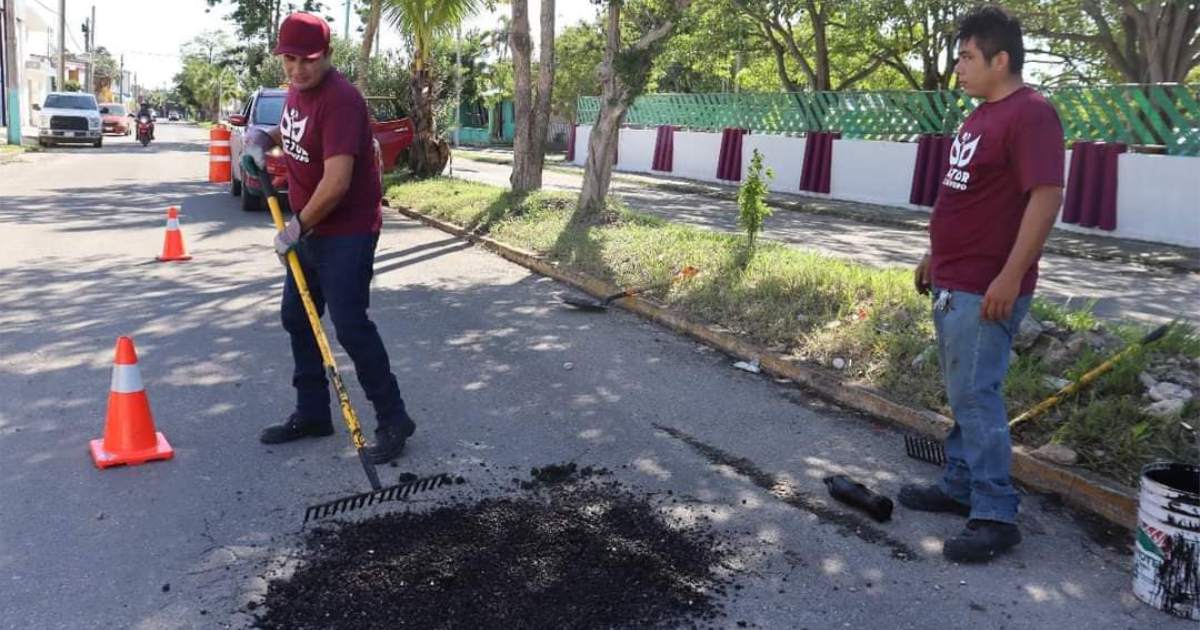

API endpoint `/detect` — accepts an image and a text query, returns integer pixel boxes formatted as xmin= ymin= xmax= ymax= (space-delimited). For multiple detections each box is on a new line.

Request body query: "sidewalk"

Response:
xmin=451 ymin=149 xmax=1199 ymax=325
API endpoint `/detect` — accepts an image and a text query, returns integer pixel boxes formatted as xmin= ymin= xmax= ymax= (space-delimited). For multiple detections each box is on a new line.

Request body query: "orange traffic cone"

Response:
xmin=156 ymin=206 xmax=192 ymax=262
xmin=89 ymin=337 xmax=174 ymax=468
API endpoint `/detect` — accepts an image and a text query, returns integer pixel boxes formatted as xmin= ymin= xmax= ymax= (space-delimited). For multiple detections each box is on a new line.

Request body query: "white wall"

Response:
xmin=616 ymin=127 xmax=656 ymax=174
xmin=572 ymin=125 xmax=591 ymax=166
xmin=1054 ymin=153 xmax=1200 ymax=247
xmin=672 ymin=131 xmax=725 ymax=183
xmin=742 ymin=133 xmax=806 ymax=194
xmin=577 ymin=125 xmax=1199 ymax=248
xmin=830 ymin=140 xmax=920 ymax=208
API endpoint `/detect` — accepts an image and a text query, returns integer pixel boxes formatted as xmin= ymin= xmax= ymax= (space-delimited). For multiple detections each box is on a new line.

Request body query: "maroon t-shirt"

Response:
xmin=929 ymin=86 xmax=1065 ymax=296
xmin=280 ymin=69 xmax=382 ymax=236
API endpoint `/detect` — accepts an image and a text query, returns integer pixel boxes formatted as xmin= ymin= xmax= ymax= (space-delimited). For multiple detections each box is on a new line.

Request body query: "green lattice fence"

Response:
xmin=576 ymin=85 xmax=1200 ymax=155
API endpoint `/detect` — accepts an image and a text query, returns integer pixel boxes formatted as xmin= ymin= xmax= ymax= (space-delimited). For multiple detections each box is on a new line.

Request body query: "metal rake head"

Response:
xmin=903 ymin=434 xmax=946 ymax=467
xmin=304 ymin=473 xmax=457 ymax=523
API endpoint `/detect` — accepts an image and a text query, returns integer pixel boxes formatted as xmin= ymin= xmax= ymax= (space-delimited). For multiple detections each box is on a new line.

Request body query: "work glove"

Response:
xmin=244 ymin=127 xmax=273 ymax=172
xmin=244 ymin=143 xmax=266 ymax=173
xmin=274 ymin=216 xmax=305 ymax=263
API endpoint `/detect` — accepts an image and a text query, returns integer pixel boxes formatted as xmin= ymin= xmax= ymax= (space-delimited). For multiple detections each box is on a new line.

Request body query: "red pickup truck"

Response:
xmin=227 ymin=88 xmax=413 ymax=212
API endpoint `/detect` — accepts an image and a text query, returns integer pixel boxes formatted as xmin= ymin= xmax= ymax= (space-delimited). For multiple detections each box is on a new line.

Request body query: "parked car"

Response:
xmin=227 ymin=88 xmax=290 ymax=212
xmin=36 ymin=92 xmax=103 ymax=147
xmin=99 ymin=103 xmax=131 ymax=136
xmin=228 ymin=88 xmax=413 ymax=212
xmin=168 ymin=111 xmax=180 ymax=121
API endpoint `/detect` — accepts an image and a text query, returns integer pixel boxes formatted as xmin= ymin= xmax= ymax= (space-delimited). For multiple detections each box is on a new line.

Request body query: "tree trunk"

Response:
xmin=356 ymin=0 xmax=382 ymax=93
xmin=270 ymin=0 xmax=281 ymax=50
xmin=808 ymin=1 xmax=832 ymax=91
xmin=576 ymin=1 xmax=688 ymax=221
xmin=408 ymin=66 xmax=449 ymax=177
xmin=529 ymin=0 xmax=556 ymax=190
xmin=509 ymin=0 xmax=535 ymax=192
xmin=577 ymin=100 xmax=626 ymax=219
xmin=577 ymin=2 xmax=625 ymax=219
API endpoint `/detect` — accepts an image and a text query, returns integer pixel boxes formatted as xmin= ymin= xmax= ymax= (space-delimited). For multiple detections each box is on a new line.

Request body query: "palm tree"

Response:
xmin=384 ymin=0 xmax=484 ymax=177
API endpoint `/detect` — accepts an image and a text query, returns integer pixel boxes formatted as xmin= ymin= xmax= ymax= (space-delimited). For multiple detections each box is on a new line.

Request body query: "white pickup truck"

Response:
xmin=36 ymin=92 xmax=103 ymax=148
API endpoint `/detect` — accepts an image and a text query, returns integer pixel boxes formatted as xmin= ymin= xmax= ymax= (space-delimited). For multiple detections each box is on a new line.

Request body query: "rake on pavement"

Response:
xmin=304 ymin=474 xmax=458 ymax=523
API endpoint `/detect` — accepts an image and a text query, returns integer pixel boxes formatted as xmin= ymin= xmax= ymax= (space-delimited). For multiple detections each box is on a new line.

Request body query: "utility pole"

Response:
xmin=87 ymin=5 xmax=95 ymax=94
xmin=57 ymin=0 xmax=65 ymax=90
xmin=119 ymin=54 xmax=124 ymax=101
xmin=81 ymin=16 xmax=90 ymax=93
xmin=4 ymin=0 xmax=23 ymax=144
xmin=343 ymin=0 xmax=350 ymax=40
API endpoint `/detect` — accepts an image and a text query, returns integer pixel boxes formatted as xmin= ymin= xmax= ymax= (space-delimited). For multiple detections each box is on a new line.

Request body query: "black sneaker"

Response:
xmin=943 ymin=519 xmax=1022 ymax=563
xmin=259 ymin=413 xmax=334 ymax=444
xmin=365 ymin=420 xmax=415 ymax=465
xmin=898 ymin=484 xmax=971 ymax=517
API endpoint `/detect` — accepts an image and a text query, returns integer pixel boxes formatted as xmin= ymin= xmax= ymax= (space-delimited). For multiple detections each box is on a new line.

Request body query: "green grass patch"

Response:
xmin=386 ymin=176 xmax=1199 ymax=486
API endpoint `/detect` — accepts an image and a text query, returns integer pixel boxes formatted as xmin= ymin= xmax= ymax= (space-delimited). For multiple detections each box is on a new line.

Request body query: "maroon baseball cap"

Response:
xmin=274 ymin=13 xmax=330 ymax=58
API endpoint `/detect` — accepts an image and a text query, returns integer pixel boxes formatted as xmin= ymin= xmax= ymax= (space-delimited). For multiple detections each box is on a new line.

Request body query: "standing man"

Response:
xmin=245 ymin=13 xmax=415 ymax=464
xmin=900 ymin=5 xmax=1065 ymax=563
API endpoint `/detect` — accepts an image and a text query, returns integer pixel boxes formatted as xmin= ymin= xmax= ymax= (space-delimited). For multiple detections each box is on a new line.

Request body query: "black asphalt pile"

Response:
xmin=255 ymin=472 xmax=731 ymax=630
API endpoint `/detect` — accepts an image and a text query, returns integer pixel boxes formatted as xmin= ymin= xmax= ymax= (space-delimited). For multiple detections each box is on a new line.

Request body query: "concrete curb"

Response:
xmin=389 ymin=202 xmax=1140 ymax=530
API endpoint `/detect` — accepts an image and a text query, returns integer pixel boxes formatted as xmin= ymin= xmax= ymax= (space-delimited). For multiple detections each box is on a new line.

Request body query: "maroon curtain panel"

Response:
xmin=565 ymin=124 xmax=577 ymax=162
xmin=652 ymin=125 xmax=676 ymax=172
xmin=716 ymin=128 xmax=749 ymax=181
xmin=799 ymin=131 xmax=841 ymax=193
xmin=908 ymin=134 xmax=953 ymax=206
xmin=1062 ymin=141 xmax=1125 ymax=231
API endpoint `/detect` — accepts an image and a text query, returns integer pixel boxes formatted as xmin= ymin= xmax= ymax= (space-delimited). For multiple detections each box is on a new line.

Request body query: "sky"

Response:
xmin=26 ymin=0 xmax=601 ymax=90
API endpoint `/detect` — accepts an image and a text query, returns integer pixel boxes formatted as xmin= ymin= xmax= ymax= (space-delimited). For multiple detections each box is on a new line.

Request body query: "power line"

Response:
xmin=65 ymin=20 xmax=83 ymax=52
xmin=29 ymin=0 xmax=58 ymax=16
xmin=112 ymin=50 xmax=182 ymax=59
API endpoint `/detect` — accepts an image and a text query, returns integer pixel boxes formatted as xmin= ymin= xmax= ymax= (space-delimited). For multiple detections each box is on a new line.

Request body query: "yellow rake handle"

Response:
xmin=1009 ymin=323 xmax=1171 ymax=430
xmin=257 ymin=161 xmax=381 ymax=491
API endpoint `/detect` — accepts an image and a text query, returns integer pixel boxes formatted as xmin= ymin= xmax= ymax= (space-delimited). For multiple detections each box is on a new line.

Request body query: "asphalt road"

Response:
xmin=0 ymin=123 xmax=1186 ymax=629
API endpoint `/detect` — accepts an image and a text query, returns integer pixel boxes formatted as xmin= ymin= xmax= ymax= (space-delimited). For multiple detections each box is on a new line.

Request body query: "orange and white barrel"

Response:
xmin=209 ymin=126 xmax=232 ymax=183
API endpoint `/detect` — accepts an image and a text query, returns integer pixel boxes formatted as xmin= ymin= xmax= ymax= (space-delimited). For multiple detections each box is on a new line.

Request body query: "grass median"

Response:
xmin=385 ymin=175 xmax=1199 ymax=486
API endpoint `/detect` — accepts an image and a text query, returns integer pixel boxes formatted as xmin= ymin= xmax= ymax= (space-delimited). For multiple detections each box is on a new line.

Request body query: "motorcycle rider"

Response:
xmin=137 ymin=103 xmax=155 ymax=140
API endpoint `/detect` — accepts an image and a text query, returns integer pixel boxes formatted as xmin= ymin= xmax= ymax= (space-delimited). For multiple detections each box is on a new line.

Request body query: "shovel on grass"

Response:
xmin=562 ymin=266 xmax=700 ymax=312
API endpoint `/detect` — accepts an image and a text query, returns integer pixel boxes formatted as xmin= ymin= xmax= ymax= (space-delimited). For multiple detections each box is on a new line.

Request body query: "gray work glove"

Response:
xmin=274 ymin=216 xmax=305 ymax=263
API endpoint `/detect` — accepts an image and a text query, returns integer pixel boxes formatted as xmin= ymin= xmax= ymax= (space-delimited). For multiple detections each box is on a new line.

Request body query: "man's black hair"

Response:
xmin=956 ymin=5 xmax=1025 ymax=75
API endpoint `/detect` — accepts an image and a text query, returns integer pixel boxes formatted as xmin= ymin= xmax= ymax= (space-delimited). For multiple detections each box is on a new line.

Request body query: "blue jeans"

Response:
xmin=281 ymin=232 xmax=409 ymax=431
xmin=932 ymin=287 xmax=1031 ymax=524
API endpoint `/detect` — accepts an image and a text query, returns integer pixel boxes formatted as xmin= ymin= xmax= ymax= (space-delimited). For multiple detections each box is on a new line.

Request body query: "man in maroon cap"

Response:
xmin=245 ymin=12 xmax=415 ymax=464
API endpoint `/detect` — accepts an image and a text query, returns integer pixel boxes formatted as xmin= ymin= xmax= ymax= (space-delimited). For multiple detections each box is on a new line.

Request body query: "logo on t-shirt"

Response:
xmin=280 ymin=107 xmax=310 ymax=163
xmin=943 ymin=131 xmax=981 ymax=191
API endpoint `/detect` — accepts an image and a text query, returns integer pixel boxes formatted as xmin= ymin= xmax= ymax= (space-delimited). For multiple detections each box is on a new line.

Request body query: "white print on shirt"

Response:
xmin=280 ymin=107 xmax=311 ymax=163
xmin=943 ymin=130 xmax=981 ymax=191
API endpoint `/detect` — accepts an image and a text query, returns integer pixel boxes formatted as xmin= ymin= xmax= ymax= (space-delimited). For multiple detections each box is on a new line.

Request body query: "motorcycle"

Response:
xmin=136 ymin=116 xmax=153 ymax=146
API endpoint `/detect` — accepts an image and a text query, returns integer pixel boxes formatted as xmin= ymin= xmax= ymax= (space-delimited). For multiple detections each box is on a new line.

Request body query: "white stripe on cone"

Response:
xmin=110 ymin=364 xmax=144 ymax=394
xmin=166 ymin=219 xmax=180 ymax=229
xmin=210 ymin=155 xmax=231 ymax=162
xmin=210 ymin=140 xmax=231 ymax=147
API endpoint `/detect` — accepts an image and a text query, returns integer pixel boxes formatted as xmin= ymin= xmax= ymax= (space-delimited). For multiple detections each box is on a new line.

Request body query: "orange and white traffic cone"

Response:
xmin=89 ymin=337 xmax=174 ymax=468
xmin=156 ymin=206 xmax=192 ymax=262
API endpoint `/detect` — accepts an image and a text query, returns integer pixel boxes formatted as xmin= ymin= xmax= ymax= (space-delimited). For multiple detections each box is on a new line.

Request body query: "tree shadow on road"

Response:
xmin=0 ymin=179 xmax=268 ymax=236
